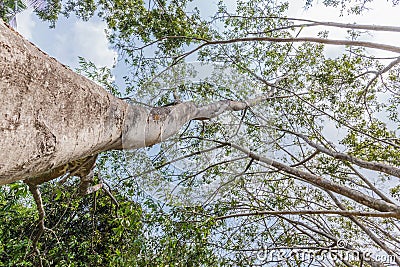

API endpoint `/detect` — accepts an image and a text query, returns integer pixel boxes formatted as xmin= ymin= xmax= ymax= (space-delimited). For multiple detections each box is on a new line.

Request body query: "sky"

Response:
xmin=15 ymin=1 xmax=400 ymax=71
xmin=16 ymin=9 xmax=117 ymax=69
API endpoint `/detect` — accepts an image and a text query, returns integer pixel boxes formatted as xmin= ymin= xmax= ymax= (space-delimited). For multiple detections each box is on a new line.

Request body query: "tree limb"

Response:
xmin=214 ymin=209 xmax=400 ymax=220
xmin=205 ymin=139 xmax=400 ymax=214
xmin=282 ymin=129 xmax=400 ymax=179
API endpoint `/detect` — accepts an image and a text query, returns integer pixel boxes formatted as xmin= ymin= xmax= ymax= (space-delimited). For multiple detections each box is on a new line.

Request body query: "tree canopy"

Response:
xmin=2 ymin=0 xmax=400 ymax=266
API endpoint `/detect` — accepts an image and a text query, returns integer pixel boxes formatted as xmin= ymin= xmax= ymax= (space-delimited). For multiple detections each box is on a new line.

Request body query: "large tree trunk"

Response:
xmin=0 ymin=20 xmax=256 ymax=185
xmin=0 ymin=21 xmax=129 ymax=184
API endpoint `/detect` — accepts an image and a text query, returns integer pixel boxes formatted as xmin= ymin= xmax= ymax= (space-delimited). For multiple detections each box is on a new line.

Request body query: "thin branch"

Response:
xmin=201 ymin=158 xmax=254 ymax=206
xmin=25 ymin=182 xmax=45 ymax=267
xmin=347 ymin=163 xmax=394 ymax=203
xmin=282 ymin=128 xmax=400 ymax=179
xmin=214 ymin=209 xmax=400 ymax=220
xmin=290 ymin=150 xmax=319 ymax=167
xmin=101 ymin=186 xmax=119 ymax=207
xmin=216 ymin=15 xmax=400 ymax=33
xmin=118 ymin=144 xmax=227 ymax=184
xmin=282 ymin=17 xmax=400 ymax=32
xmin=98 ymin=170 xmax=119 ymax=207
xmin=173 ymin=36 xmax=400 ymax=63
xmin=224 ymin=56 xmax=400 ymax=150
xmin=361 ymin=56 xmax=400 ymax=100
xmin=192 ymin=93 xmax=275 ymax=120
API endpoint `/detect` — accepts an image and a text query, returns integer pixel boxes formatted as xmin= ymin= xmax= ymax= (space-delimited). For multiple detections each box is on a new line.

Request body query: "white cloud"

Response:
xmin=48 ymin=19 xmax=117 ymax=69
xmin=71 ymin=20 xmax=117 ymax=68
xmin=16 ymin=12 xmax=116 ymax=69
xmin=16 ymin=8 xmax=36 ymax=39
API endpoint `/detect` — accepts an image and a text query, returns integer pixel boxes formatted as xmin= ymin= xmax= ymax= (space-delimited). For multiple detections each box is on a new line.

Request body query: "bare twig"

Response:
xmin=360 ymin=56 xmax=400 ymax=102
xmin=25 ymin=182 xmax=46 ymax=267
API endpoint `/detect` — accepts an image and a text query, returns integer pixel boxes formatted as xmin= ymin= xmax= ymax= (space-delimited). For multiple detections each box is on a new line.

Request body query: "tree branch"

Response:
xmin=172 ymin=35 xmax=400 ymax=62
xmin=217 ymin=15 xmax=400 ymax=32
xmin=205 ymin=139 xmax=400 ymax=214
xmin=361 ymin=56 xmax=400 ymax=101
xmin=282 ymin=129 xmax=400 ymax=179
xmin=121 ymin=93 xmax=274 ymax=149
xmin=214 ymin=209 xmax=400 ymax=220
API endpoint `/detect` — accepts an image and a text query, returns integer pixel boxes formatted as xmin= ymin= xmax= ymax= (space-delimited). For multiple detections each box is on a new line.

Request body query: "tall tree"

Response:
xmin=2 ymin=0 xmax=400 ymax=266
